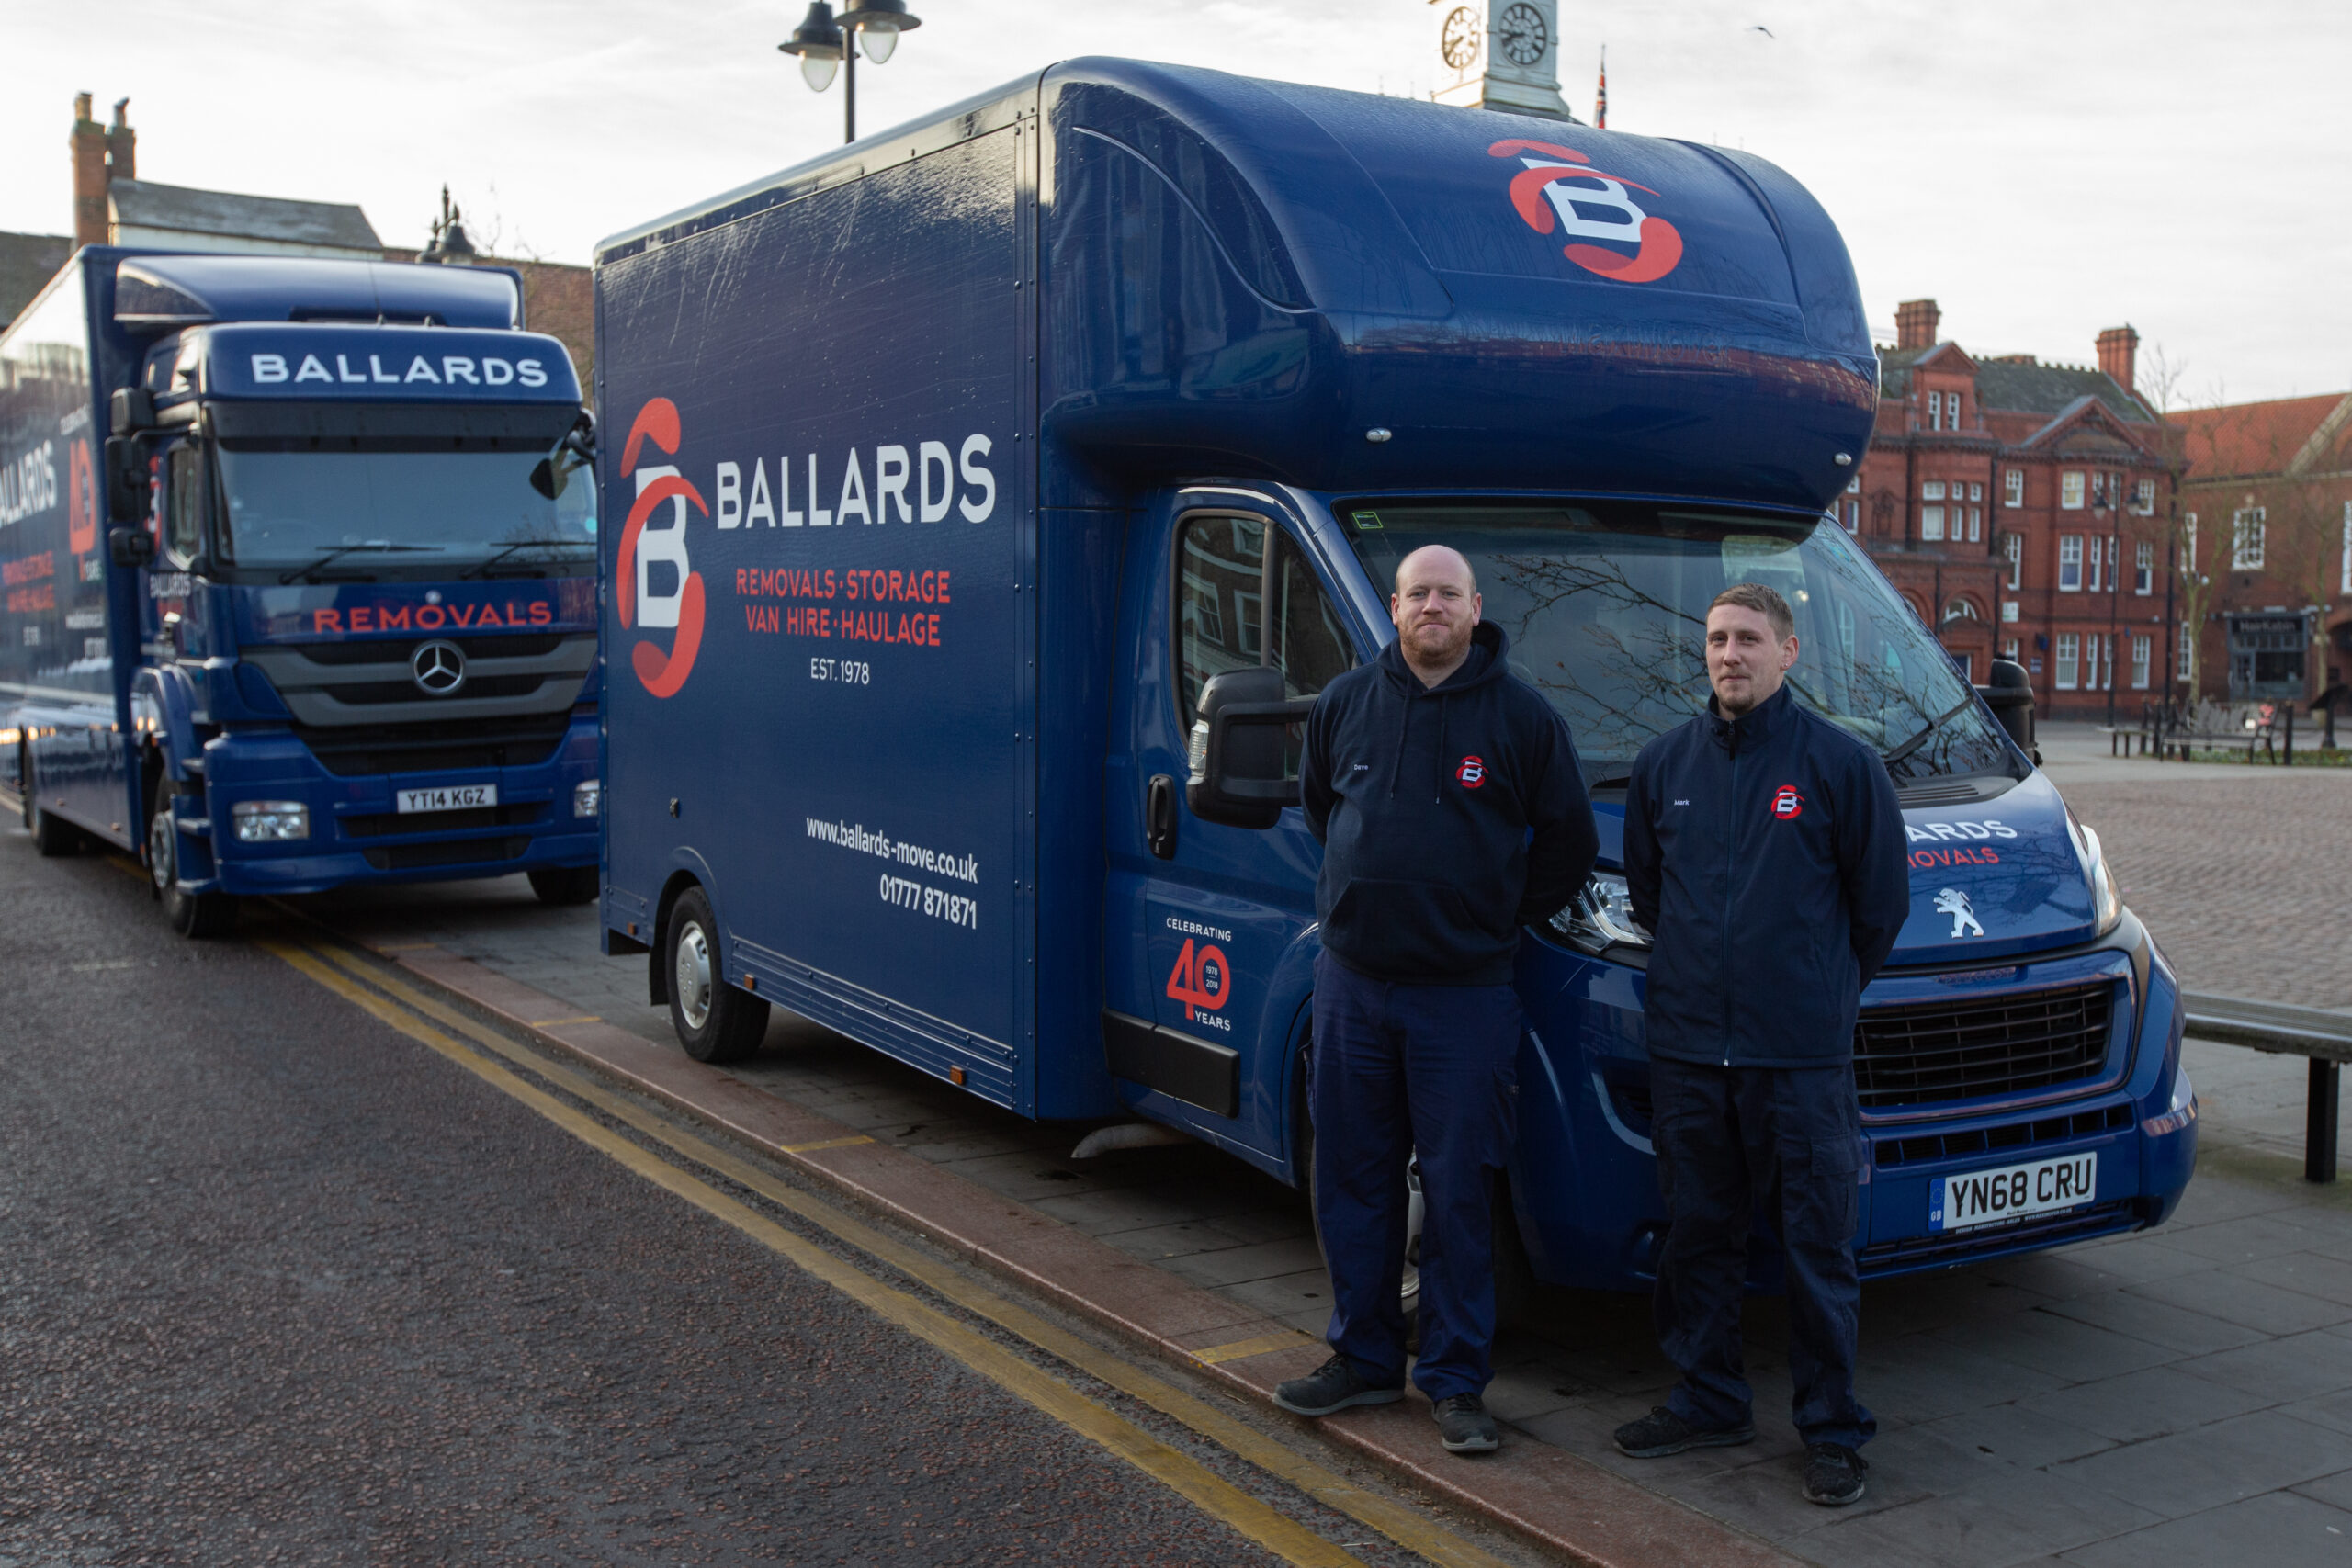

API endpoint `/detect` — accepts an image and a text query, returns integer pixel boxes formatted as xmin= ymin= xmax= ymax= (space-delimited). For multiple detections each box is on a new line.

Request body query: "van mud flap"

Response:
xmin=1102 ymin=1010 xmax=1239 ymax=1120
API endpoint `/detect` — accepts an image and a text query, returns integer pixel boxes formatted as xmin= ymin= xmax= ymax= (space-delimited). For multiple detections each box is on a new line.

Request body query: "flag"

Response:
xmin=1596 ymin=46 xmax=1607 ymax=129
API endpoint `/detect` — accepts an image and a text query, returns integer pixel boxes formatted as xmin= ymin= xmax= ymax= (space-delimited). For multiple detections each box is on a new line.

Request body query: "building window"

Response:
xmin=1922 ymin=479 xmax=1947 ymax=501
xmin=2004 ymin=532 xmax=2022 ymax=590
xmin=2101 ymin=535 xmax=2117 ymax=591
xmin=2098 ymin=634 xmax=2114 ymax=690
xmin=2135 ymin=479 xmax=2155 ymax=514
xmin=1943 ymin=597 xmax=1979 ymax=623
xmin=1969 ymin=507 xmax=1982 ymax=543
xmin=1969 ymin=482 xmax=1984 ymax=503
xmin=2005 ymin=468 xmax=2024 ymax=507
xmin=2231 ymin=506 xmax=2266 ymax=570
xmin=1921 ymin=505 xmax=1945 ymax=541
xmin=2342 ymin=500 xmax=2351 ymax=594
xmin=2062 ymin=470 xmax=2086 ymax=510
xmin=1928 ymin=390 xmax=1944 ymax=431
xmin=1843 ymin=499 xmax=1860 ymax=533
xmin=2001 ymin=600 xmax=2018 ymax=623
xmin=1952 ymin=651 xmax=1973 ymax=681
xmin=2003 ymin=637 xmax=2019 ymax=662
xmin=2185 ymin=512 xmax=2199 ymax=570
xmin=2059 ymin=535 xmax=2083 ymax=591
xmin=2134 ymin=539 xmax=2153 ymax=594
xmin=1847 ymin=473 xmax=1860 ymax=494
xmin=2086 ymin=536 xmax=2103 ymax=592
xmin=2177 ymin=636 xmax=2193 ymax=682
xmin=2132 ymin=634 xmax=2151 ymax=689
xmin=2056 ymin=632 xmax=2080 ymax=689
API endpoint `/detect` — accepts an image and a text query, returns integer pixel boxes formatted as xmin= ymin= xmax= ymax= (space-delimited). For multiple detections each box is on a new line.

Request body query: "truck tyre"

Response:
xmin=148 ymin=806 xmax=237 ymax=939
xmin=527 ymin=866 xmax=600 ymax=907
xmin=28 ymin=766 xmax=85 ymax=858
xmin=664 ymin=887 xmax=767 ymax=1063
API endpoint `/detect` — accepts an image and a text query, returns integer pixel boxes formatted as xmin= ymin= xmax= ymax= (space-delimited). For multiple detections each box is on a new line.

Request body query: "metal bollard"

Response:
xmin=2310 ymin=1059 xmax=2340 ymax=1183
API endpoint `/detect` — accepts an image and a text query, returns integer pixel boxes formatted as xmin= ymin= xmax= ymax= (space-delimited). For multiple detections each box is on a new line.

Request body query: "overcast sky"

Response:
xmin=6 ymin=0 xmax=2345 ymax=406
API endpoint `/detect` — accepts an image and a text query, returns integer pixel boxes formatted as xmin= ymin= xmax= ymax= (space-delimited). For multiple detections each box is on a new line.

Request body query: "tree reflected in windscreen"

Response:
xmin=1340 ymin=504 xmax=2015 ymax=785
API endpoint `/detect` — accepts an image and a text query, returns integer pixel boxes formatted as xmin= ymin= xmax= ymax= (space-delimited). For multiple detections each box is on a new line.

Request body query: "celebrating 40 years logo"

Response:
xmin=1487 ymin=138 xmax=1685 ymax=285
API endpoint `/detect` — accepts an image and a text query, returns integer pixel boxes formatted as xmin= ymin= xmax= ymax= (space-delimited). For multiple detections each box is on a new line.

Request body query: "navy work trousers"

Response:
xmin=1310 ymin=952 xmax=1521 ymax=1401
xmin=1650 ymin=1057 xmax=1875 ymax=1450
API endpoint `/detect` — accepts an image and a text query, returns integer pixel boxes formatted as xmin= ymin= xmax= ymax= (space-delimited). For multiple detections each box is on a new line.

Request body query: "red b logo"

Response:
xmin=1771 ymin=785 xmax=1804 ymax=819
xmin=1457 ymin=755 xmax=1487 ymax=788
xmin=616 ymin=398 xmax=707 ymax=699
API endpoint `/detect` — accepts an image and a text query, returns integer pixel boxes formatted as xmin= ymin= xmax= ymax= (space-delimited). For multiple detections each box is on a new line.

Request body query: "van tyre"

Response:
xmin=664 ymin=887 xmax=767 ymax=1063
xmin=148 ymin=807 xmax=236 ymax=939
xmin=527 ymin=866 xmax=600 ymax=907
xmin=28 ymin=768 xmax=85 ymax=858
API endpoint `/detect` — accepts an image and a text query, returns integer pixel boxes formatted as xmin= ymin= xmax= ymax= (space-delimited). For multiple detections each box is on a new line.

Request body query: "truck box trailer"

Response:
xmin=594 ymin=59 xmax=2194 ymax=1294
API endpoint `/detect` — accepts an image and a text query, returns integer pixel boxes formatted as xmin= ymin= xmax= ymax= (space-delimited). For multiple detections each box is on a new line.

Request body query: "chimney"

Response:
xmin=2097 ymin=325 xmax=2139 ymax=394
xmin=106 ymin=96 xmax=136 ymax=182
xmin=1894 ymin=299 xmax=1940 ymax=353
xmin=71 ymin=92 xmax=108 ymax=250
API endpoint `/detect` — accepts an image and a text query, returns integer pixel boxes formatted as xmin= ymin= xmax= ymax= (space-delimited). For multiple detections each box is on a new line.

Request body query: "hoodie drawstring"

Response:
xmin=1435 ymin=695 xmax=1449 ymax=804
xmin=1387 ymin=689 xmax=1410 ymax=799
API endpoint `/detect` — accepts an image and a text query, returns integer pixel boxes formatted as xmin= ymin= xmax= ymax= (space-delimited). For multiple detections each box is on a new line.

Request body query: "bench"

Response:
xmin=2181 ymin=991 xmax=2352 ymax=1181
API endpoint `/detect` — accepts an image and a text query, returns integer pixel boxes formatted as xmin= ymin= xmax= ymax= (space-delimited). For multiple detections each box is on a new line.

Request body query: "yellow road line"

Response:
xmin=525 ymin=1015 xmax=603 ymax=1027
xmin=297 ymin=937 xmax=1516 ymax=1568
xmin=1193 ymin=1331 xmax=1321 ymax=1366
xmin=779 ymin=1134 xmax=878 ymax=1155
xmin=260 ymin=939 xmax=1369 ymax=1568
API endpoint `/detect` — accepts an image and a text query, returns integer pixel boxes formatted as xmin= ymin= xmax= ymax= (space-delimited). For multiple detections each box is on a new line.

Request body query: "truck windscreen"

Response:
xmin=213 ymin=435 xmax=597 ymax=579
xmin=1339 ymin=503 xmax=2016 ymax=786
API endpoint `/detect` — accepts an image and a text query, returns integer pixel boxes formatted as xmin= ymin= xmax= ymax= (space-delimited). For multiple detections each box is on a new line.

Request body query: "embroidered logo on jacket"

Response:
xmin=1456 ymin=755 xmax=1487 ymax=788
xmin=1770 ymin=785 xmax=1804 ymax=819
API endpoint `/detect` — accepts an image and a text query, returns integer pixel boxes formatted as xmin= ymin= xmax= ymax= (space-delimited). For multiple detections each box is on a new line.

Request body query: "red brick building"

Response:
xmin=2169 ymin=393 xmax=2352 ymax=711
xmin=1849 ymin=299 xmax=2175 ymax=719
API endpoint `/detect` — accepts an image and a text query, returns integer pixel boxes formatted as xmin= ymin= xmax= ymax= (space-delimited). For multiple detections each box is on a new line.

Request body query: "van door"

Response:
xmin=1105 ymin=499 xmax=1360 ymax=1173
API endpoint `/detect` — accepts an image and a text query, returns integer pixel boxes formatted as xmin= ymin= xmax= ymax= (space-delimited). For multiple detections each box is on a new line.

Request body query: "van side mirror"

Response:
xmin=104 ymin=435 xmax=149 ymax=525
xmin=1977 ymin=658 xmax=2035 ymax=753
xmin=108 ymin=525 xmax=155 ymax=569
xmin=1185 ymin=666 xmax=1314 ymax=829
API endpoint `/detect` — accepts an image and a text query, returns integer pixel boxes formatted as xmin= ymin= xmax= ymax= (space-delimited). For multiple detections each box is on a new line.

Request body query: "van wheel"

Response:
xmin=149 ymin=807 xmax=236 ymax=938
xmin=527 ymin=866 xmax=600 ymax=906
xmin=663 ymin=887 xmax=767 ymax=1063
xmin=28 ymin=771 xmax=85 ymax=858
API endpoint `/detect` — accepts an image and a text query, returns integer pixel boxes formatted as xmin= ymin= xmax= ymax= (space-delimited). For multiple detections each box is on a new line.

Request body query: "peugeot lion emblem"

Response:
xmin=1935 ymin=887 xmax=1984 ymax=939
xmin=411 ymin=639 xmax=468 ymax=697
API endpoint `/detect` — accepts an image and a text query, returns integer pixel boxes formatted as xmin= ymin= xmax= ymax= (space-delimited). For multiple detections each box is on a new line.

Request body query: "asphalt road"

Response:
xmin=0 ymin=832 xmax=1456 ymax=1568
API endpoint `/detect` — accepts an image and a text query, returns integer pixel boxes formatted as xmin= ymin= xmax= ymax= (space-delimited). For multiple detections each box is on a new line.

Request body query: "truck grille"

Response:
xmin=1853 ymin=981 xmax=2116 ymax=1110
xmin=338 ymin=802 xmax=548 ymax=839
xmin=361 ymin=835 xmax=532 ymax=872
xmin=292 ymin=713 xmax=571 ymax=778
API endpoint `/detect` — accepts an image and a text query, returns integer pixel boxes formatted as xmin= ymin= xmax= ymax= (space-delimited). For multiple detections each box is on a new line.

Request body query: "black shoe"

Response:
xmin=1611 ymin=1404 xmax=1757 ymax=1458
xmin=1272 ymin=1354 xmax=1405 ymax=1417
xmin=1433 ymin=1394 xmax=1500 ymax=1454
xmin=1802 ymin=1442 xmax=1869 ymax=1506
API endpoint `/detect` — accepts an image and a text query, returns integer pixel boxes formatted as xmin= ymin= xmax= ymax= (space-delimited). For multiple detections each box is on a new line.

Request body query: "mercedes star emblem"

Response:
xmin=411 ymin=639 xmax=468 ymax=697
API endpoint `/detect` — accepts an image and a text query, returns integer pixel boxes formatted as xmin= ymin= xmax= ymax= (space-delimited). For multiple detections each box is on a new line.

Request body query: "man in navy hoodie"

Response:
xmin=1613 ymin=581 xmax=1908 ymax=1507
xmin=1275 ymin=545 xmax=1597 ymax=1456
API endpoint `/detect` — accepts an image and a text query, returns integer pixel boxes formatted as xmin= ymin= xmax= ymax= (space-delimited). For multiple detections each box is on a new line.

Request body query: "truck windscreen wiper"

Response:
xmin=459 ymin=540 xmax=595 ymax=579
xmin=1880 ymin=696 xmax=1977 ymax=770
xmin=277 ymin=542 xmax=436 ymax=583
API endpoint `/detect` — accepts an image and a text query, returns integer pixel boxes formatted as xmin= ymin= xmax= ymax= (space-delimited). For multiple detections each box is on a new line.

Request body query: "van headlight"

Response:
xmin=2081 ymin=823 xmax=2123 ymax=936
xmin=232 ymin=800 xmax=310 ymax=841
xmin=1553 ymin=871 xmax=1651 ymax=954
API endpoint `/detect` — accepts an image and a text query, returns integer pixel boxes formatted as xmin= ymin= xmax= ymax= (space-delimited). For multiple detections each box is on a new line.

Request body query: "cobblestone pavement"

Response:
xmin=270 ymin=733 xmax=2352 ymax=1568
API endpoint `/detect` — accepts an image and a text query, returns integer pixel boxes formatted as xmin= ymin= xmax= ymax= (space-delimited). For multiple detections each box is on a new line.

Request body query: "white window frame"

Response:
xmin=2004 ymin=532 xmax=2022 ymax=590
xmin=2005 ymin=468 xmax=2024 ymax=506
xmin=2059 ymin=534 xmax=2083 ymax=591
xmin=2132 ymin=633 xmax=2151 ymax=689
xmin=1921 ymin=505 xmax=1946 ymax=541
xmin=1847 ymin=473 xmax=1860 ymax=495
xmin=1970 ymin=482 xmax=1984 ymax=503
xmin=2134 ymin=539 xmax=2153 ymax=594
xmin=2231 ymin=506 xmax=2267 ymax=570
xmin=2177 ymin=636 xmax=2194 ymax=682
xmin=1844 ymin=499 xmax=1860 ymax=534
xmin=2087 ymin=536 xmax=2104 ymax=592
xmin=2003 ymin=637 xmax=2019 ymax=662
xmin=1969 ymin=507 xmax=1982 ymax=543
xmin=1922 ymin=479 xmax=1947 ymax=502
xmin=2135 ymin=479 xmax=2155 ymax=514
xmin=2056 ymin=632 xmax=2080 ymax=689
xmin=2062 ymin=470 xmax=2086 ymax=510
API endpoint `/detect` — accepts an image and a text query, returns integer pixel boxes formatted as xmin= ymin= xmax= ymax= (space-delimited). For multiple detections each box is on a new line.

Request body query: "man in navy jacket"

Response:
xmin=1614 ymin=582 xmax=1908 ymax=1507
xmin=1276 ymin=545 xmax=1597 ymax=1456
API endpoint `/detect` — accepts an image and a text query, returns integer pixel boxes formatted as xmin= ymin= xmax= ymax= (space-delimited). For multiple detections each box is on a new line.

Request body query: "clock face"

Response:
xmin=1497 ymin=2 xmax=1548 ymax=66
xmin=1441 ymin=6 xmax=1481 ymax=70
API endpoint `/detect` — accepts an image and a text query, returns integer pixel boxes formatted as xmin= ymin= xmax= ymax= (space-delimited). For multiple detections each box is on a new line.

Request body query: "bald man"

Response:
xmin=1277 ymin=545 xmax=1598 ymax=1455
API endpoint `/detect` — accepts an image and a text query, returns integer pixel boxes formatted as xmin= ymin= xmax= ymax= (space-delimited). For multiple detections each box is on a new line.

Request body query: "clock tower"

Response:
xmin=1430 ymin=0 xmax=1577 ymax=121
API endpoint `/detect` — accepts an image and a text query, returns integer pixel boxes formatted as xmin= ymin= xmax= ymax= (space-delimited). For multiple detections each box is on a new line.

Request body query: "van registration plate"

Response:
xmin=1929 ymin=1152 xmax=2096 ymax=1233
xmin=397 ymin=784 xmax=498 ymax=814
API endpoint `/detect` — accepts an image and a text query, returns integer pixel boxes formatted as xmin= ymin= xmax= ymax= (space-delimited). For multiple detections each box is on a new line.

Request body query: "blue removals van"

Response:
xmin=594 ymin=60 xmax=2196 ymax=1297
xmin=0 ymin=250 xmax=603 ymax=935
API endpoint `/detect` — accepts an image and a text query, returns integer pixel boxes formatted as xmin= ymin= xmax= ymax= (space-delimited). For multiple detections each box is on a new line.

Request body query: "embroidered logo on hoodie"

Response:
xmin=1771 ymin=785 xmax=1804 ymax=819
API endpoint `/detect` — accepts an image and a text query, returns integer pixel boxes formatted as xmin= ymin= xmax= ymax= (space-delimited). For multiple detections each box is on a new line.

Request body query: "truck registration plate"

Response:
xmin=396 ymin=784 xmax=499 ymax=814
xmin=1930 ymin=1152 xmax=2095 ymax=1233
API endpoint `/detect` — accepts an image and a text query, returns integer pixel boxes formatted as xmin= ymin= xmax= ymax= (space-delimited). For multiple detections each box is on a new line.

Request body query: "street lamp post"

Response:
xmin=779 ymin=0 xmax=922 ymax=145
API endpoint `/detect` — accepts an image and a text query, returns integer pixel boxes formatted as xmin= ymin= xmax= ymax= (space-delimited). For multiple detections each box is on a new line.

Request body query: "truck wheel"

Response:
xmin=148 ymin=807 xmax=237 ymax=939
xmin=28 ymin=769 xmax=85 ymax=858
xmin=527 ymin=866 xmax=600 ymax=907
xmin=664 ymin=887 xmax=767 ymax=1063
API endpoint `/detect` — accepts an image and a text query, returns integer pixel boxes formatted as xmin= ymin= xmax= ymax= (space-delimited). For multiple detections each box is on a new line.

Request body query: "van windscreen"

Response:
xmin=1339 ymin=503 xmax=2016 ymax=786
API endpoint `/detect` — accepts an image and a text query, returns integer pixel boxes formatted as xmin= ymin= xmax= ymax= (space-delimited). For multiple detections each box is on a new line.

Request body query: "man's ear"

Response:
xmin=1781 ymin=635 xmax=1801 ymax=670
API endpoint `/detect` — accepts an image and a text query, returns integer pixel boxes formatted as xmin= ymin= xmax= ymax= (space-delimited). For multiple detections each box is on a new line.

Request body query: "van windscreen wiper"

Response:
xmin=1881 ymin=696 xmax=1977 ymax=770
xmin=459 ymin=540 xmax=594 ymax=579
xmin=277 ymin=541 xmax=436 ymax=583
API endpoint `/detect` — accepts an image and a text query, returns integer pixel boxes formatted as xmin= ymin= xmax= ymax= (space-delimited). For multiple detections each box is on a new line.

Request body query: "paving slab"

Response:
xmin=2056 ymin=1489 xmax=2352 ymax=1568
xmin=2052 ymin=1409 xmax=2351 ymax=1520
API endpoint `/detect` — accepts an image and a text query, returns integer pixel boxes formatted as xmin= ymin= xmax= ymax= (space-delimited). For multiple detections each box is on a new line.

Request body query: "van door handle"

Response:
xmin=1146 ymin=773 xmax=1178 ymax=860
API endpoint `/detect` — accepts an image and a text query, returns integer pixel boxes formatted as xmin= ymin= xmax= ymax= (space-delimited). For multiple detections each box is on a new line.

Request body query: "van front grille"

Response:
xmin=1853 ymin=981 xmax=2115 ymax=1110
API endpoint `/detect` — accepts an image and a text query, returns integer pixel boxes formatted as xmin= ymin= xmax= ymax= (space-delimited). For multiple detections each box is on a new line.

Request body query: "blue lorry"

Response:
xmin=0 ymin=250 xmax=603 ymax=935
xmin=593 ymin=60 xmax=2196 ymax=1299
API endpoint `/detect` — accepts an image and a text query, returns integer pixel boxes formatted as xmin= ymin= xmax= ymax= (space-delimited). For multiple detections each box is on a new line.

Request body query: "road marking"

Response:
xmin=261 ymin=939 xmax=1387 ymax=1568
xmin=525 ymin=1015 xmax=602 ymax=1027
xmin=376 ymin=942 xmax=442 ymax=952
xmin=1193 ymin=1331 xmax=1321 ymax=1366
xmin=779 ymin=1134 xmax=877 ymax=1155
xmin=288 ymin=936 xmax=1521 ymax=1568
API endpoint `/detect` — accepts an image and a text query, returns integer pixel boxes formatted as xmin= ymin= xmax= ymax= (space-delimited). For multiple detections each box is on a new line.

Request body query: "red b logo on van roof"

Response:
xmin=616 ymin=398 xmax=707 ymax=699
xmin=1488 ymin=140 xmax=1684 ymax=285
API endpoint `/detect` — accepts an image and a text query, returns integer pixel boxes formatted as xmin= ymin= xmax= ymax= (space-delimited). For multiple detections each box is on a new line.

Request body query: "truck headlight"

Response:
xmin=232 ymin=800 xmax=310 ymax=841
xmin=1552 ymin=871 xmax=1651 ymax=954
xmin=573 ymin=780 xmax=602 ymax=818
xmin=2081 ymin=823 xmax=2123 ymax=936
